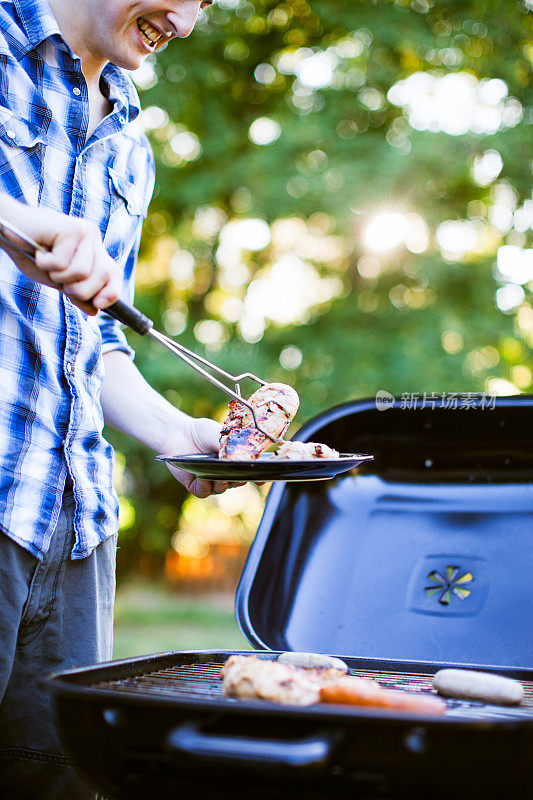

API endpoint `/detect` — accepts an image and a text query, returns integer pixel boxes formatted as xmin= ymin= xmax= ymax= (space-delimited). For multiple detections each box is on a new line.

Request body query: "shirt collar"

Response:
xmin=12 ymin=0 xmax=62 ymax=55
xmin=102 ymin=63 xmax=141 ymax=124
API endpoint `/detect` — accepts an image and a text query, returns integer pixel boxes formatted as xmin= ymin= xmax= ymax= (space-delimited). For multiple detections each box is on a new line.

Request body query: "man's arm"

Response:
xmin=0 ymin=192 xmax=121 ymax=312
xmin=100 ymin=350 xmax=232 ymax=498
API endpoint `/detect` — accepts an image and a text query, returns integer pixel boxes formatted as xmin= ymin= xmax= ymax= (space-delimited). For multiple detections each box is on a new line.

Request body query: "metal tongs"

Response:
xmin=0 ymin=216 xmax=285 ymax=443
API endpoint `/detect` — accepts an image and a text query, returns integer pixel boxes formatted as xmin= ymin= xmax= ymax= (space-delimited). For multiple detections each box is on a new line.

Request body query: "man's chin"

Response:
xmin=109 ymin=51 xmax=147 ymax=71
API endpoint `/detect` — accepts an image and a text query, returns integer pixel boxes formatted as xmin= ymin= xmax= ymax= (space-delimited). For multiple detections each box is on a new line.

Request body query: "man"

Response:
xmin=0 ymin=1 xmax=223 ymax=797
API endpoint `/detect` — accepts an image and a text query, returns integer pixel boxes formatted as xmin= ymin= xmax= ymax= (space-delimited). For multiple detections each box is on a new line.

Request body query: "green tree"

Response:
xmin=109 ymin=0 xmax=533 ymax=576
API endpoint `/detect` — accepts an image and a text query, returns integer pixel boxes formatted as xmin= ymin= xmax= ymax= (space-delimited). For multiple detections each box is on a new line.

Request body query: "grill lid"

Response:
xmin=236 ymin=396 xmax=533 ymax=670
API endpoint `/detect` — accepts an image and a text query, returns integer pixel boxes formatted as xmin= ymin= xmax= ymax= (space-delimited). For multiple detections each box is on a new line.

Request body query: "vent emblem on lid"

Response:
xmin=408 ymin=555 xmax=487 ymax=617
xmin=424 ymin=565 xmax=473 ymax=605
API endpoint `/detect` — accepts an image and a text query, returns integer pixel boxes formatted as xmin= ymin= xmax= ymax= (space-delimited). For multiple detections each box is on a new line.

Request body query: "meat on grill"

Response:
xmin=321 ymin=679 xmax=447 ymax=715
xmin=218 ymin=383 xmax=299 ymax=460
xmin=220 ymin=655 xmax=378 ymax=706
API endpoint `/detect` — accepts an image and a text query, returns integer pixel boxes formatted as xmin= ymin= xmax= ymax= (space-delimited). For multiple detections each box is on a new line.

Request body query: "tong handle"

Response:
xmin=105 ymin=300 xmax=153 ymax=336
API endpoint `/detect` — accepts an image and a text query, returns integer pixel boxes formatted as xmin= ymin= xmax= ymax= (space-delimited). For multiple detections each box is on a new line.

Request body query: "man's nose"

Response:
xmin=166 ymin=2 xmax=202 ymax=38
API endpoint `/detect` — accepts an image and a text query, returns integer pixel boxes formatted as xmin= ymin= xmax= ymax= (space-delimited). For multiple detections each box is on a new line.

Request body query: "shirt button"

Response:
xmin=66 ymin=362 xmax=72 ymax=374
xmin=118 ymin=115 xmax=126 ymax=125
xmin=73 ymin=87 xmax=81 ymax=96
xmin=6 ymin=129 xmax=16 ymax=139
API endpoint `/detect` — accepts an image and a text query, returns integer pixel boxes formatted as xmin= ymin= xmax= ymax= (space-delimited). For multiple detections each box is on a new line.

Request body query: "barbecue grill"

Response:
xmin=47 ymin=395 xmax=533 ymax=799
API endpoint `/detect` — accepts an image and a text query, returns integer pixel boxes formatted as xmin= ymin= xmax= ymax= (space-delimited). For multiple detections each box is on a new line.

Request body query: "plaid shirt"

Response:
xmin=0 ymin=0 xmax=155 ymax=559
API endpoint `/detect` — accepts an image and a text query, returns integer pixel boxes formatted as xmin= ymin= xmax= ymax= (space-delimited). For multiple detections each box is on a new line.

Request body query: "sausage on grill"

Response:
xmin=433 ymin=668 xmax=524 ymax=705
xmin=218 ymin=383 xmax=299 ymax=460
xmin=320 ymin=680 xmax=446 ymax=715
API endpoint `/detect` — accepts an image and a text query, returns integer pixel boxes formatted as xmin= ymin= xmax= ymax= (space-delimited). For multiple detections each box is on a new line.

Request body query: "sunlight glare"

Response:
xmin=364 ymin=213 xmax=408 ymax=252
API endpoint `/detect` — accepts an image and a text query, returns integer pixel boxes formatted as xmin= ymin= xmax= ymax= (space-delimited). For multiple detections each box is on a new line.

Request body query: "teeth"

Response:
xmin=137 ymin=19 xmax=161 ymax=47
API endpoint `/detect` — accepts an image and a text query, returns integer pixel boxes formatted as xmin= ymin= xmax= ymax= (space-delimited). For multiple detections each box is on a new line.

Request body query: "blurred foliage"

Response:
xmin=108 ymin=0 xmax=533 ymax=576
xmin=113 ymin=583 xmax=249 ymax=657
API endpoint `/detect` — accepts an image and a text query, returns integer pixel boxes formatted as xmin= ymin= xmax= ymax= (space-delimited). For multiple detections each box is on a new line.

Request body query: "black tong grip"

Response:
xmin=104 ymin=299 xmax=153 ymax=336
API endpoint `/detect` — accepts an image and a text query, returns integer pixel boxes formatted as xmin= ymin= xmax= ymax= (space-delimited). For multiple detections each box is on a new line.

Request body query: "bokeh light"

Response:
xmin=249 ymin=117 xmax=282 ymax=145
xmin=169 ymin=130 xmax=202 ymax=161
xmin=436 ymin=220 xmax=480 ymax=260
xmin=496 ymin=284 xmax=526 ymax=313
xmin=244 ymin=254 xmax=342 ymax=325
xmin=496 ymin=246 xmax=533 ymax=285
xmin=388 ymin=72 xmax=522 ymax=135
xmin=254 ymin=63 xmax=276 ymax=84
xmin=473 ymin=150 xmax=503 ymax=186
xmin=219 ymin=218 xmax=271 ymax=251
xmin=279 ymin=346 xmax=303 ymax=370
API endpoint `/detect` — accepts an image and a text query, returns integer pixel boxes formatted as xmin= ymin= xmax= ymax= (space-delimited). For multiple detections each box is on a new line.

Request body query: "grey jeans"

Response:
xmin=0 ymin=487 xmax=117 ymax=799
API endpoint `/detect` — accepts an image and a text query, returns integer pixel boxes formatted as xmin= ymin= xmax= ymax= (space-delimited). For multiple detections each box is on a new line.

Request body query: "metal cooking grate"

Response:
xmin=93 ymin=659 xmax=533 ymax=722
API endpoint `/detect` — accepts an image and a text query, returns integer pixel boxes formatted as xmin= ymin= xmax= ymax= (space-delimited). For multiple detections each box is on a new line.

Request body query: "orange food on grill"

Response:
xmin=218 ymin=383 xmax=299 ymax=460
xmin=320 ymin=680 xmax=446 ymax=715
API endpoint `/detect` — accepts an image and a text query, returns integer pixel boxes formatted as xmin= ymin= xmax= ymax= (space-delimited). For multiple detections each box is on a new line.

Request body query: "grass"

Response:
xmin=113 ymin=581 xmax=251 ymax=659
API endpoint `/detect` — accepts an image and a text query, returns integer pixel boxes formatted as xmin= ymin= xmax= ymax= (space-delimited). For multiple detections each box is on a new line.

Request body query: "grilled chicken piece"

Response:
xmin=218 ymin=383 xmax=299 ymax=460
xmin=276 ymin=441 xmax=340 ymax=460
xmin=220 ymin=655 xmax=378 ymax=706
xmin=221 ymin=655 xmax=321 ymax=705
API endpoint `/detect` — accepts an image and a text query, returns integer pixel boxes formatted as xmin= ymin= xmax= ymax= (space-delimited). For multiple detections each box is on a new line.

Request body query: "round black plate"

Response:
xmin=156 ymin=453 xmax=374 ymax=482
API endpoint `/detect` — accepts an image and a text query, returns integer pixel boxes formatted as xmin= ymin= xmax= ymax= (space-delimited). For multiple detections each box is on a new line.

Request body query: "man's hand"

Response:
xmin=0 ymin=194 xmax=121 ymax=314
xmin=163 ymin=417 xmax=244 ymax=498
xmin=100 ymin=351 xmax=245 ymax=499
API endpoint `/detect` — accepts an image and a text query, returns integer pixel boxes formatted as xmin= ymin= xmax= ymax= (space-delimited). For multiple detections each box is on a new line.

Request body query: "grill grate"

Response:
xmin=93 ymin=658 xmax=533 ymax=722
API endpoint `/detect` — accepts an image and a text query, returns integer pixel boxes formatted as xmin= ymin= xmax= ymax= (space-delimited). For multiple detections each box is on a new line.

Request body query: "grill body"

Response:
xmin=49 ymin=650 xmax=533 ymax=800
xmin=47 ymin=397 xmax=533 ymax=799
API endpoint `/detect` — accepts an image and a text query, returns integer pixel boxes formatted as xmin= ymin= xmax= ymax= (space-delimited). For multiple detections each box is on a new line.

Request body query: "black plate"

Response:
xmin=156 ymin=452 xmax=373 ymax=482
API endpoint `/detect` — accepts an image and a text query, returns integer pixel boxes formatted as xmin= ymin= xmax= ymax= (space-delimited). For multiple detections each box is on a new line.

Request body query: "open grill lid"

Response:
xmin=236 ymin=396 xmax=533 ymax=670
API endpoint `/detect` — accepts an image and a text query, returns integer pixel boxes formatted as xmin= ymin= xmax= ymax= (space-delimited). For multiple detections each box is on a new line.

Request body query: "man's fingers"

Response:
xmin=63 ymin=256 xmax=120 ymax=306
xmin=35 ymin=232 xmax=81 ymax=275
xmin=63 ymin=272 xmax=109 ymax=304
xmin=190 ymin=478 xmax=215 ymax=498
xmin=34 ymin=223 xmax=121 ymax=312
xmin=92 ymin=274 xmax=121 ymax=309
xmin=167 ymin=464 xmax=212 ymax=498
xmin=46 ymin=231 xmax=94 ymax=285
xmin=168 ymin=467 xmax=243 ymax=498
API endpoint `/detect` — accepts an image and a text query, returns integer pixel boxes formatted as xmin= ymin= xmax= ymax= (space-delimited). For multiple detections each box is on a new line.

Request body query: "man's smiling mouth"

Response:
xmin=137 ymin=18 xmax=164 ymax=49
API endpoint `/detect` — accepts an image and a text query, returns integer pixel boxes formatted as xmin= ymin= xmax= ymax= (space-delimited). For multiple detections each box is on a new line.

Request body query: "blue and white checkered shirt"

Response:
xmin=0 ymin=0 xmax=155 ymax=559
